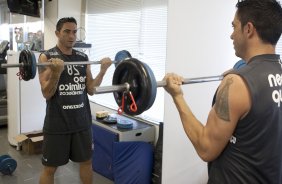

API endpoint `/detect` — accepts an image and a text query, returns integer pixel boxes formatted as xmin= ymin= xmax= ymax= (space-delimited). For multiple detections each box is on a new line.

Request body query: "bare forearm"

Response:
xmin=172 ymin=95 xmax=209 ymax=160
xmin=41 ymin=72 xmax=61 ymax=100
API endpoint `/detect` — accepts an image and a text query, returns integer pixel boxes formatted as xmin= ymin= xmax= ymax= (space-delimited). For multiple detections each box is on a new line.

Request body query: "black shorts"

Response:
xmin=42 ymin=129 xmax=93 ymax=167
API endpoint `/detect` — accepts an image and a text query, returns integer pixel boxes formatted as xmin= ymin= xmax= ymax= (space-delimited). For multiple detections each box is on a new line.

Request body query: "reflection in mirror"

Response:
xmin=0 ymin=0 xmax=44 ymax=52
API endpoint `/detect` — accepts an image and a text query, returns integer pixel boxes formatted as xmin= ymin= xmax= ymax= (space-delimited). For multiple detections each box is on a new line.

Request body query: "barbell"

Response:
xmin=94 ymin=58 xmax=224 ymax=115
xmin=94 ymin=75 xmax=223 ymax=94
xmin=1 ymin=49 xmax=240 ymax=116
xmin=95 ymin=59 xmax=246 ymax=115
xmin=0 ymin=49 xmax=132 ymax=81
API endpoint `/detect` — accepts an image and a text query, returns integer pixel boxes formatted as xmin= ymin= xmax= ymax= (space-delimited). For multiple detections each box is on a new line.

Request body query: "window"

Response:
xmin=277 ymin=37 xmax=282 ymax=56
xmin=85 ymin=0 xmax=167 ymax=122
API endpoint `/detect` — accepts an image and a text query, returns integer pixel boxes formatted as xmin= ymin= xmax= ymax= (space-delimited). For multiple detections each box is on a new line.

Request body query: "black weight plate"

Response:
xmin=112 ymin=58 xmax=157 ymax=115
xmin=19 ymin=50 xmax=30 ymax=81
xmin=102 ymin=116 xmax=117 ymax=124
xmin=0 ymin=158 xmax=17 ymax=175
xmin=29 ymin=50 xmax=37 ymax=80
xmin=19 ymin=50 xmax=27 ymax=80
xmin=19 ymin=50 xmax=36 ymax=81
xmin=114 ymin=50 xmax=132 ymax=67
xmin=141 ymin=62 xmax=157 ymax=110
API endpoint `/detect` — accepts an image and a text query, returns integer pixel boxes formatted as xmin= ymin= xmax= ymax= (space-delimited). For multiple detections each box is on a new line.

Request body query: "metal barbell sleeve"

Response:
xmin=93 ymin=75 xmax=223 ymax=94
xmin=94 ymin=83 xmax=130 ymax=94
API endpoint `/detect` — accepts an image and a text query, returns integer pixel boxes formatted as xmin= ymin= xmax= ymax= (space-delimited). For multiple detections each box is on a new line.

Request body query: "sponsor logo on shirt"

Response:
xmin=59 ymin=76 xmax=86 ymax=96
xmin=63 ymin=102 xmax=84 ymax=110
xmin=268 ymin=73 xmax=282 ymax=107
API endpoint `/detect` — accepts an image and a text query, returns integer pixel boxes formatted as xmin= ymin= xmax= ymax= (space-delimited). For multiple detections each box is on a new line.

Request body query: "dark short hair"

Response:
xmin=236 ymin=0 xmax=282 ymax=45
xmin=56 ymin=17 xmax=77 ymax=32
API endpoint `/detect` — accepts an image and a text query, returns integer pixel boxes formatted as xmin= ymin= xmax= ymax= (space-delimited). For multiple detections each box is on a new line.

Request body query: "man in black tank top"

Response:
xmin=163 ymin=0 xmax=282 ymax=183
xmin=38 ymin=17 xmax=112 ymax=184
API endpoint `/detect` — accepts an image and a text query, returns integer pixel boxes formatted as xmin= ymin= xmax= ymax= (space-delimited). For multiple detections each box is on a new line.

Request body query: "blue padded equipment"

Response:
xmin=113 ymin=141 xmax=153 ymax=184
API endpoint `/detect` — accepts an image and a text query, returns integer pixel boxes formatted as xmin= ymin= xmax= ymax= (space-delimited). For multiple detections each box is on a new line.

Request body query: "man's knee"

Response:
xmin=43 ymin=166 xmax=57 ymax=175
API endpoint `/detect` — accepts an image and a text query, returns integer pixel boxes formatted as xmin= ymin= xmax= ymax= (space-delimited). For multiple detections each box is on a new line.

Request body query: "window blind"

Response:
xmin=85 ymin=0 xmax=167 ymax=122
xmin=277 ymin=37 xmax=282 ymax=56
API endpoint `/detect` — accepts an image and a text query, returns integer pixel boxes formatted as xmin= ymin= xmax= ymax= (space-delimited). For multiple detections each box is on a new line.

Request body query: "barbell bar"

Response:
xmin=1 ymin=60 xmax=116 ymax=68
xmin=0 ymin=50 xmax=132 ymax=68
xmin=0 ymin=49 xmax=132 ymax=81
xmin=94 ymin=75 xmax=223 ymax=94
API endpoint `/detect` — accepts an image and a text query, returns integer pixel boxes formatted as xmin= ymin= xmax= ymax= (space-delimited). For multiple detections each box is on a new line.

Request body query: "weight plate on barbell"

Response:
xmin=30 ymin=50 xmax=37 ymax=80
xmin=113 ymin=58 xmax=157 ymax=115
xmin=142 ymin=62 xmax=157 ymax=111
xmin=19 ymin=50 xmax=37 ymax=81
xmin=114 ymin=50 xmax=132 ymax=67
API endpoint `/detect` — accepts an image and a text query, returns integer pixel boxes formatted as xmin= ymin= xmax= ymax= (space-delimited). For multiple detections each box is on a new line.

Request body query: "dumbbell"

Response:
xmin=0 ymin=154 xmax=17 ymax=175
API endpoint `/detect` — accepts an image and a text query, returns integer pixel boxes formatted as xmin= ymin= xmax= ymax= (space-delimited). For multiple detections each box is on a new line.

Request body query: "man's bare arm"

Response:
xmin=38 ymin=54 xmax=64 ymax=100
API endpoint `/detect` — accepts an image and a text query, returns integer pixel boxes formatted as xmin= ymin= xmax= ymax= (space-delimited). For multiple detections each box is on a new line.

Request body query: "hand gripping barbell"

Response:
xmin=94 ymin=58 xmax=224 ymax=116
xmin=0 ymin=49 xmax=132 ymax=81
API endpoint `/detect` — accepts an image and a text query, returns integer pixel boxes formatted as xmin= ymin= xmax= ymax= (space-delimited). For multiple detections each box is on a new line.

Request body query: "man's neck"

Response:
xmin=56 ymin=44 xmax=72 ymax=55
xmin=244 ymin=43 xmax=276 ymax=63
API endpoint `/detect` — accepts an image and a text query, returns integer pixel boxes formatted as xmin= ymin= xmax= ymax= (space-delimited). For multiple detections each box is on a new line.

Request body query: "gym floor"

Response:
xmin=0 ymin=125 xmax=114 ymax=184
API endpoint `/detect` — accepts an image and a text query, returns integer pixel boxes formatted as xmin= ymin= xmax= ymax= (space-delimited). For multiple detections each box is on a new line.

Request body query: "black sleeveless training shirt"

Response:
xmin=208 ymin=54 xmax=282 ymax=184
xmin=42 ymin=46 xmax=92 ymax=134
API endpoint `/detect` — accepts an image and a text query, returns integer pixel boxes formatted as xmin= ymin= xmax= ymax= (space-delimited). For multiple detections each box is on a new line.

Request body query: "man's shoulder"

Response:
xmin=73 ymin=49 xmax=88 ymax=59
xmin=44 ymin=47 xmax=59 ymax=57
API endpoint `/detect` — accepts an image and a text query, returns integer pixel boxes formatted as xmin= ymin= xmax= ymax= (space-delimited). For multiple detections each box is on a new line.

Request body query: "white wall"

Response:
xmin=44 ymin=0 xmax=58 ymax=49
xmin=44 ymin=0 xmax=83 ymax=49
xmin=7 ymin=51 xmax=45 ymax=145
xmin=162 ymin=1 xmax=239 ymax=183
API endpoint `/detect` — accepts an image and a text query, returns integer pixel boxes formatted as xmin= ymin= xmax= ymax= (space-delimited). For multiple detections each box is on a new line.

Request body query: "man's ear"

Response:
xmin=245 ymin=22 xmax=255 ymax=37
xmin=55 ymin=30 xmax=59 ymax=37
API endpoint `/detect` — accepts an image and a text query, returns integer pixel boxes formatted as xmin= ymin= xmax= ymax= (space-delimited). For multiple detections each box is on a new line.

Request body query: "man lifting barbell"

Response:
xmin=1 ymin=1 xmax=281 ymax=183
xmin=164 ymin=0 xmax=282 ymax=183
xmin=38 ymin=17 xmax=112 ymax=184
